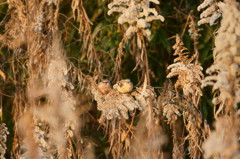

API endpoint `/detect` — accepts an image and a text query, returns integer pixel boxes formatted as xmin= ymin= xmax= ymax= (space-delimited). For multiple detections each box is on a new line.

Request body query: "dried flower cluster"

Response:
xmin=163 ymin=104 xmax=181 ymax=124
xmin=167 ymin=35 xmax=204 ymax=106
xmin=201 ymin=1 xmax=240 ymax=158
xmin=202 ymin=0 xmax=240 ymax=116
xmin=160 ymin=81 xmax=210 ymax=159
xmin=108 ymin=0 xmax=165 ymax=81
xmin=202 ymin=0 xmax=240 ymax=159
xmin=165 ymin=34 xmax=211 ymax=158
xmin=108 ymin=0 xmax=164 ymax=41
xmin=89 ymin=77 xmax=161 ymax=158
xmin=90 ymin=78 xmax=158 ymax=122
xmin=19 ymin=118 xmax=74 ymax=159
xmin=0 ymin=123 xmax=8 ymax=159
xmin=19 ymin=117 xmax=56 ymax=159
xmin=197 ymin=0 xmax=225 ymax=26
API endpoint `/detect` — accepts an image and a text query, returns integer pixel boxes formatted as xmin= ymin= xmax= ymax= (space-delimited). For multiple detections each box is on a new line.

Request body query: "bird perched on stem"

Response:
xmin=97 ymin=80 xmax=112 ymax=95
xmin=113 ymin=79 xmax=133 ymax=93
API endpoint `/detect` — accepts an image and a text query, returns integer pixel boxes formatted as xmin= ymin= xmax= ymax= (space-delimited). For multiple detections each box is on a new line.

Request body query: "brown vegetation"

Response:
xmin=0 ymin=0 xmax=239 ymax=158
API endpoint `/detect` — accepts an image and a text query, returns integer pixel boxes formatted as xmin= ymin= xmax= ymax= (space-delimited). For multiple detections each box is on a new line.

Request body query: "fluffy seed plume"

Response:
xmin=197 ymin=0 xmax=225 ymax=26
xmin=202 ymin=0 xmax=240 ymax=117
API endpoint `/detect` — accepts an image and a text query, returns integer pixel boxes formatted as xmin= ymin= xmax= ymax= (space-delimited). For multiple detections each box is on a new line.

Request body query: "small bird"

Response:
xmin=113 ymin=79 xmax=133 ymax=93
xmin=97 ymin=79 xmax=112 ymax=94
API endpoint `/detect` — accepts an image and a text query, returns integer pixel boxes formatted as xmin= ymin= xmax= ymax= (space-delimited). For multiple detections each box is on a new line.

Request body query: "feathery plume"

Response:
xmin=108 ymin=0 xmax=164 ymax=41
xmin=160 ymin=81 xmax=210 ymax=159
xmin=108 ymin=0 xmax=164 ymax=80
xmin=203 ymin=116 xmax=240 ymax=159
xmin=202 ymin=0 xmax=240 ymax=117
xmin=167 ymin=35 xmax=204 ymax=107
xmin=197 ymin=0 xmax=225 ymax=26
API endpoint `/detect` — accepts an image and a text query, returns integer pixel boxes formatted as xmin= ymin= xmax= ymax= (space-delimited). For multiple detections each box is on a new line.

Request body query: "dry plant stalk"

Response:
xmin=167 ymin=35 xmax=204 ymax=107
xmin=0 ymin=0 xmax=31 ymax=157
xmin=197 ymin=0 xmax=225 ymax=26
xmin=159 ymin=81 xmax=184 ymax=159
xmin=25 ymin=35 xmax=78 ymax=159
xmin=1 ymin=0 xmax=79 ymax=158
xmin=165 ymin=36 xmax=211 ymax=158
xmin=0 ymin=0 xmax=27 ymax=49
xmin=108 ymin=0 xmax=164 ymax=80
xmin=71 ymin=0 xmax=103 ymax=79
xmin=89 ymin=77 xmax=160 ymax=158
xmin=202 ymin=0 xmax=240 ymax=117
xmin=106 ymin=1 xmax=165 ymax=154
xmin=104 ymin=119 xmax=132 ymax=159
xmin=21 ymin=0 xmax=73 ymax=158
xmin=188 ymin=15 xmax=201 ymax=62
xmin=0 ymin=0 xmax=29 ymax=130
xmin=161 ymin=86 xmax=210 ymax=159
xmin=127 ymin=109 xmax=167 ymax=159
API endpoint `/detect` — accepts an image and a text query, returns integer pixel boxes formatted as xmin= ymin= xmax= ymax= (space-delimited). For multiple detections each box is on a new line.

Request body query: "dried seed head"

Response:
xmin=197 ymin=0 xmax=225 ymax=26
xmin=113 ymin=79 xmax=133 ymax=93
